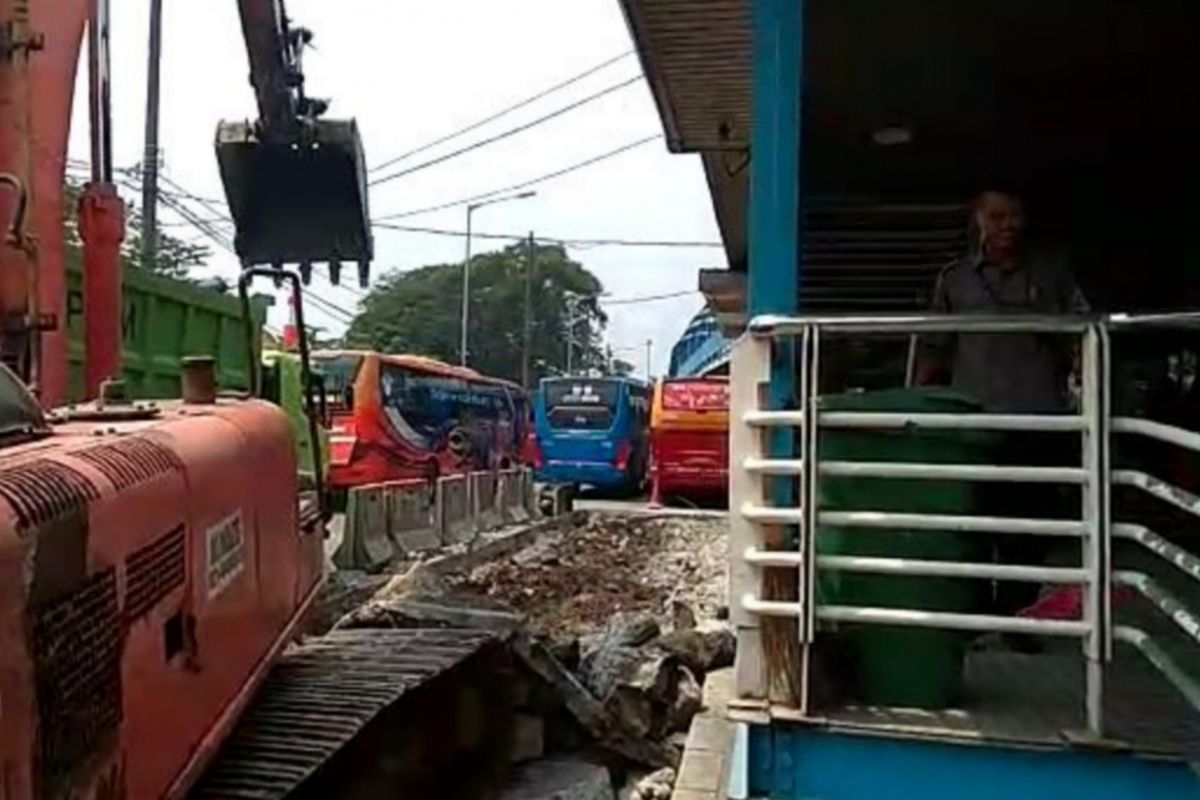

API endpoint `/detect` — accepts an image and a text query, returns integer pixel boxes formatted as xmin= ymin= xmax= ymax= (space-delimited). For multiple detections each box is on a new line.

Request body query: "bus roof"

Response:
xmin=539 ymin=375 xmax=650 ymax=389
xmin=313 ymin=349 xmax=524 ymax=392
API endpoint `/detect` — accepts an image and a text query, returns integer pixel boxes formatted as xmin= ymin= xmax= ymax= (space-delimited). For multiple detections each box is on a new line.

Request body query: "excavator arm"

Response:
xmin=235 ymin=0 xmax=317 ymax=141
xmin=218 ymin=0 xmax=373 ymax=284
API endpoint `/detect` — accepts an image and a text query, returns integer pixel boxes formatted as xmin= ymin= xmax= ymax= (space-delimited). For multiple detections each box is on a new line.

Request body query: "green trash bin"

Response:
xmin=817 ymin=388 xmax=998 ymax=708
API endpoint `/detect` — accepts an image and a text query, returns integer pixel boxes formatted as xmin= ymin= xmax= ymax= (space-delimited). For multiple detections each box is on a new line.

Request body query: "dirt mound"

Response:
xmin=452 ymin=513 xmax=727 ymax=639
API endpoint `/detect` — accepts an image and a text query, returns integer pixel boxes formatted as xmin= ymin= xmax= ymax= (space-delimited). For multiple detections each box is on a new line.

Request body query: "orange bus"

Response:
xmin=649 ymin=376 xmax=730 ymax=504
xmin=312 ymin=350 xmax=528 ymax=493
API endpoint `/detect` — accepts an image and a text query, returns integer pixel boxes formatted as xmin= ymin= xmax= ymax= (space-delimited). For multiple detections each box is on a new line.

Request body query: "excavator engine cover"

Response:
xmin=216 ymin=118 xmax=373 ymax=271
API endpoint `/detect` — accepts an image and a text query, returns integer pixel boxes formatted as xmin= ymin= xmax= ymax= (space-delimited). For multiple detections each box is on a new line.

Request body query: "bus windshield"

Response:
xmin=543 ymin=379 xmax=620 ymax=431
xmin=312 ymin=353 xmax=363 ymax=398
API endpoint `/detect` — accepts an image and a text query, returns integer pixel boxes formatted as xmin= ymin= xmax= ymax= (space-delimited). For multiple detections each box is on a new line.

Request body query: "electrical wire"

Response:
xmin=369 ymin=76 xmax=642 ymax=187
xmin=372 ymin=221 xmax=722 ymax=249
xmin=601 ymin=290 xmax=697 ymax=306
xmin=373 ymin=134 xmax=662 ymax=221
xmin=120 ymin=173 xmax=359 ymax=326
xmin=369 ymin=50 xmax=635 ymax=174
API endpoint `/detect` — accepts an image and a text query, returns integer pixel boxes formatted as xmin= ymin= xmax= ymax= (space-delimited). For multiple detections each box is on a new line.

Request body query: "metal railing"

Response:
xmin=729 ymin=312 xmax=1200 ymax=741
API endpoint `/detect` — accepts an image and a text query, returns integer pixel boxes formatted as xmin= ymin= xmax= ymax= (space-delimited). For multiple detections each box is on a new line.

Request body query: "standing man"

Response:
xmin=917 ymin=189 xmax=1089 ymax=634
xmin=916 ymin=189 xmax=1089 ymax=412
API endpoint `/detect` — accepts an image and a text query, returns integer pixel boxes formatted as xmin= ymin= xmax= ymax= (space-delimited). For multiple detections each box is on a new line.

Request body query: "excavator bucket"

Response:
xmin=216 ymin=118 xmax=373 ymax=277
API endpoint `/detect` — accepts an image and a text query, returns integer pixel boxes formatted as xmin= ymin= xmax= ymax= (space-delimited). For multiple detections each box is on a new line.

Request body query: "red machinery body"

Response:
xmin=0 ymin=399 xmax=324 ymax=800
xmin=0 ymin=0 xmax=94 ymax=405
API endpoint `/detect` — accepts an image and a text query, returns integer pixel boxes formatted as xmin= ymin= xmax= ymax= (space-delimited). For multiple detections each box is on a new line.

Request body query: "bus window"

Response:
xmin=543 ymin=379 xmax=620 ymax=431
xmin=379 ymin=362 xmax=515 ymax=466
xmin=313 ymin=353 xmax=363 ymax=409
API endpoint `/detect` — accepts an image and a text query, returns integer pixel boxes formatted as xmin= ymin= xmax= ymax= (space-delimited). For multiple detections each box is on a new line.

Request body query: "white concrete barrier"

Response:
xmin=499 ymin=468 xmax=530 ymax=524
xmin=438 ymin=475 xmax=475 ymax=545
xmin=383 ymin=479 xmax=441 ymax=554
xmin=334 ymin=484 xmax=397 ymax=571
xmin=472 ymin=470 xmax=504 ymax=531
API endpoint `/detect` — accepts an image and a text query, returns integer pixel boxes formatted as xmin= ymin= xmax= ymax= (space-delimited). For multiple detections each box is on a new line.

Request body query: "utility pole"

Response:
xmin=521 ymin=231 xmax=535 ymax=389
xmin=140 ymin=0 xmax=164 ymax=270
xmin=460 ymin=205 xmax=474 ymax=365
xmin=645 ymin=338 xmax=653 ymax=379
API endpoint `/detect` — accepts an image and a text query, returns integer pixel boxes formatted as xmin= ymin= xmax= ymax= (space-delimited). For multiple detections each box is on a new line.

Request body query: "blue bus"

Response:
xmin=532 ymin=377 xmax=650 ymax=494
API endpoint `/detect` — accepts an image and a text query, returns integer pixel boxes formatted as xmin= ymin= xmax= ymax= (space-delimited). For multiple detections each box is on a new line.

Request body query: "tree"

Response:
xmin=62 ymin=178 xmax=211 ymax=280
xmin=345 ymin=242 xmax=608 ymax=384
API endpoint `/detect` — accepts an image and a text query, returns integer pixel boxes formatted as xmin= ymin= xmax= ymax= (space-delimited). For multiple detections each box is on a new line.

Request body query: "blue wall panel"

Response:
xmin=749 ymin=725 xmax=1199 ymax=800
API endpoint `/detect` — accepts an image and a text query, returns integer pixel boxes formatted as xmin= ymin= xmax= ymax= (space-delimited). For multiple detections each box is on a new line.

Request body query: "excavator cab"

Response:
xmin=216 ymin=118 xmax=372 ymax=282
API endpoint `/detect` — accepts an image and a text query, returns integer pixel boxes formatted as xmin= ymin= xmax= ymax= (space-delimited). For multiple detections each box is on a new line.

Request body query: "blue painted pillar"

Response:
xmin=748 ymin=0 xmax=804 ymax=500
xmin=748 ymin=0 xmax=803 ymax=318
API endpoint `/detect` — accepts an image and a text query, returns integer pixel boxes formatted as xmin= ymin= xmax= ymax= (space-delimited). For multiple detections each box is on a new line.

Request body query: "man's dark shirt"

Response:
xmin=918 ymin=253 xmax=1088 ymax=413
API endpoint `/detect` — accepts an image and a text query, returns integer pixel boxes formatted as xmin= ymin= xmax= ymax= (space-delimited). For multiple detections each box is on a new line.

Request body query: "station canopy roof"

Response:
xmin=620 ymin=0 xmax=1200 ymax=310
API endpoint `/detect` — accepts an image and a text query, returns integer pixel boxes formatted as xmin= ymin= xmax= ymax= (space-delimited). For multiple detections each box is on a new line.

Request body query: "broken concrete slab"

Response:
xmin=498 ymin=758 xmax=614 ymax=800
xmin=511 ymin=635 xmax=679 ymax=770
xmin=618 ymin=767 xmax=676 ymax=800
xmin=652 ymin=622 xmax=735 ymax=678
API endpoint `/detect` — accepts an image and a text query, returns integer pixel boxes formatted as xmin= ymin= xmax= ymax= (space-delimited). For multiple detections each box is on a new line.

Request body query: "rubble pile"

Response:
xmin=453 ymin=512 xmax=728 ymax=638
xmin=334 ymin=511 xmax=733 ymax=799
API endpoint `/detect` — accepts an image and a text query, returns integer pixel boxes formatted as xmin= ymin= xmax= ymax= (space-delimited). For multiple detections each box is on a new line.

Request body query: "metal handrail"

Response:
xmin=820 ymin=460 xmax=1087 ymax=484
xmin=1114 ymin=626 xmax=1200 ymax=713
xmin=1114 ymin=571 xmax=1200 ymax=646
xmin=818 ymin=554 xmax=1086 ymax=584
xmin=820 ymin=411 xmax=1086 ymax=433
xmin=731 ymin=311 xmax=1200 ymax=738
xmin=817 ymin=605 xmax=1091 ymax=637
xmin=1112 ymin=416 xmax=1200 ymax=454
xmin=729 ymin=315 xmax=1110 ymax=733
xmin=1114 ymin=524 xmax=1200 ymax=585
xmin=1113 ymin=469 xmax=1200 ymax=518
xmin=819 ymin=510 xmax=1086 ymax=537
xmin=750 ymin=312 xmax=1096 ymax=337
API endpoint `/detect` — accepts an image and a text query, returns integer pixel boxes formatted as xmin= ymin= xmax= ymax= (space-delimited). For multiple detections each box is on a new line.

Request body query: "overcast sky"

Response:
xmin=66 ymin=0 xmax=725 ymax=377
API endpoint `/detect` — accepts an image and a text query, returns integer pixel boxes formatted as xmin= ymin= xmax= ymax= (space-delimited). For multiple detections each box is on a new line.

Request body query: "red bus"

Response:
xmin=312 ymin=350 xmax=529 ymax=493
xmin=650 ymin=377 xmax=730 ymax=504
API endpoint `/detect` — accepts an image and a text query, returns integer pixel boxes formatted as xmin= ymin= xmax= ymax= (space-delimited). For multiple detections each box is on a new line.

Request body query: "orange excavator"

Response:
xmin=0 ymin=1 xmax=376 ymax=798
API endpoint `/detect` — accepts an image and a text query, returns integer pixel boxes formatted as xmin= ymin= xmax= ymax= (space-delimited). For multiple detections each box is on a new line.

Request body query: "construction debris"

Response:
xmin=619 ymin=768 xmax=677 ymax=800
xmin=453 ymin=513 xmax=727 ymax=638
xmin=498 ymin=757 xmax=614 ymax=800
xmin=331 ymin=511 xmax=731 ymax=799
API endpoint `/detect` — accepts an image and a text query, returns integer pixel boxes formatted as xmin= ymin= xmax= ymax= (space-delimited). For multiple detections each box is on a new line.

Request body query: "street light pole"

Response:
xmin=459 ymin=190 xmax=536 ymax=367
xmin=645 ymin=338 xmax=653 ymax=378
xmin=522 ymin=231 xmax=535 ymax=388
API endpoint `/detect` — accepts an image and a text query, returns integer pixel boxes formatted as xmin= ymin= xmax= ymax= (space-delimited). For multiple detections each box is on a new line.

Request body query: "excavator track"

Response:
xmin=192 ymin=628 xmax=499 ymax=799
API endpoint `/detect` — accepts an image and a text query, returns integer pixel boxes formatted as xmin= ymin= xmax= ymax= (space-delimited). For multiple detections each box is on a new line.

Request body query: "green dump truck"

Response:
xmin=64 ymin=264 xmax=271 ymax=402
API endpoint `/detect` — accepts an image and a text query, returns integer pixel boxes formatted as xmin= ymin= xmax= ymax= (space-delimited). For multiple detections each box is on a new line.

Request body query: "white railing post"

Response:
xmin=1081 ymin=323 xmax=1108 ymax=737
xmin=730 ymin=333 xmax=773 ymax=700
xmin=799 ymin=325 xmax=819 ymax=715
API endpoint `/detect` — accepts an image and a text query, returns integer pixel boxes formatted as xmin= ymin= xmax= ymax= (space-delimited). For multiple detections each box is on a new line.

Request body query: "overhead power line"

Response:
xmin=369 ymin=76 xmax=642 ymax=188
xmin=373 ymin=134 xmax=662 ymax=222
xmin=119 ymin=171 xmax=361 ymax=325
xmin=602 ymin=290 xmax=697 ymax=306
xmin=372 ymin=221 xmax=722 ymax=249
xmin=369 ymin=50 xmax=635 ymax=174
